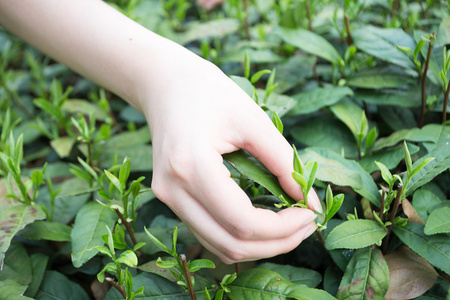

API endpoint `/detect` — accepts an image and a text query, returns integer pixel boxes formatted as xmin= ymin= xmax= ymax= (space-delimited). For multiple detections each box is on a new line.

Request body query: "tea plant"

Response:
xmin=1 ymin=0 xmax=450 ymax=299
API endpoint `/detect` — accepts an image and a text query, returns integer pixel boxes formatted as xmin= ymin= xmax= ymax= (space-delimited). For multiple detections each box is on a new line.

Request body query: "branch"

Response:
xmin=106 ymin=277 xmax=127 ymax=299
xmin=180 ymin=254 xmax=196 ymax=300
xmin=114 ymin=208 xmax=138 ymax=246
xmin=420 ymin=33 xmax=436 ymax=128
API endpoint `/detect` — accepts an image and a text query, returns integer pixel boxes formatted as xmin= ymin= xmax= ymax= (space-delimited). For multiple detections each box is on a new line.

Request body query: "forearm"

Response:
xmin=0 ymin=0 xmax=199 ymax=110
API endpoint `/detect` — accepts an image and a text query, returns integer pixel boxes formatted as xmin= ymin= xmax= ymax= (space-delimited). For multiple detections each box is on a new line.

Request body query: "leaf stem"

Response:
xmin=305 ymin=0 xmax=319 ymax=83
xmin=443 ymin=81 xmax=450 ymax=124
xmin=180 ymin=254 xmax=196 ymax=300
xmin=382 ymin=184 xmax=403 ymax=254
xmin=379 ymin=190 xmax=385 ymax=220
xmin=106 ymin=277 xmax=127 ymax=299
xmin=344 ymin=15 xmax=353 ymax=45
xmin=114 ymin=208 xmax=138 ymax=246
xmin=243 ymin=0 xmax=251 ymax=41
xmin=420 ymin=33 xmax=435 ymax=128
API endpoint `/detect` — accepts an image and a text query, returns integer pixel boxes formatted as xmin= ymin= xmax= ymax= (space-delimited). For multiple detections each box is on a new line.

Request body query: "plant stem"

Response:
xmin=382 ymin=184 xmax=403 ymax=254
xmin=344 ymin=15 xmax=353 ymax=45
xmin=443 ymin=81 xmax=450 ymax=124
xmin=106 ymin=277 xmax=127 ymax=299
xmin=379 ymin=190 xmax=385 ymax=220
xmin=420 ymin=33 xmax=435 ymax=128
xmin=235 ymin=262 xmax=240 ymax=274
xmin=114 ymin=208 xmax=138 ymax=246
xmin=305 ymin=0 xmax=319 ymax=83
xmin=390 ymin=0 xmax=399 ymax=20
xmin=180 ymin=254 xmax=196 ymax=300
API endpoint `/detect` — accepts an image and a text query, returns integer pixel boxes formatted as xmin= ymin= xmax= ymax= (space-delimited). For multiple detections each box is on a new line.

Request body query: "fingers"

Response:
xmin=234 ymin=109 xmax=322 ymax=213
xmin=160 ymin=185 xmax=317 ymax=263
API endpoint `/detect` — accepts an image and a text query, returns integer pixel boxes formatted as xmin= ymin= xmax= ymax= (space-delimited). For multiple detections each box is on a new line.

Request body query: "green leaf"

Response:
xmin=347 ymin=66 xmax=416 ymax=89
xmin=412 ymin=189 xmax=442 ymax=223
xmin=371 ymin=124 xmax=441 ymax=152
xmin=144 ymin=227 xmax=172 ymax=255
xmin=271 ymin=111 xmax=283 ymax=134
xmin=292 ymin=171 xmax=307 ymax=189
xmin=0 ymin=204 xmax=46 ymax=269
xmin=251 ymin=69 xmax=271 ymax=84
xmin=180 ymin=19 xmax=240 ymax=44
xmin=424 ymin=207 xmax=450 ymax=235
xmin=360 ymin=143 xmax=420 ymax=174
xmin=228 ymin=268 xmax=303 ymax=299
xmin=104 ymin=170 xmax=124 ymax=194
xmin=18 ymin=221 xmax=71 ymax=242
xmin=71 ymin=201 xmax=117 ymax=268
xmin=230 ymin=75 xmax=254 ymax=97
xmin=290 ymin=117 xmax=358 ymax=159
xmin=116 ymin=250 xmax=138 ymax=267
xmin=290 ymin=87 xmax=353 ymax=116
xmin=405 ymin=141 xmax=450 ymax=196
xmin=392 ymin=222 xmax=450 ymax=275
xmin=223 ymin=150 xmax=295 ymax=205
xmin=404 ymin=141 xmax=413 ymax=177
xmin=337 ymin=248 xmax=389 ymax=299
xmin=35 ymin=271 xmax=89 ymax=299
xmin=119 ymin=157 xmax=131 ymax=187
xmin=325 ymin=220 xmax=387 ymax=250
xmin=49 ymin=136 xmax=75 ymax=158
xmin=0 ymin=280 xmax=33 ymax=300
xmin=300 ymin=148 xmax=380 ymax=206
xmin=257 ymin=262 xmax=322 ymax=288
xmin=375 ymin=161 xmax=393 ymax=186
xmin=188 ymin=259 xmax=216 ymax=272
xmin=24 ymin=253 xmax=49 ymax=298
xmin=330 ymin=99 xmax=365 ymax=140
xmin=352 ymin=25 xmax=416 ymax=69
xmin=287 ymin=287 xmax=336 ymax=300
xmin=61 ymin=99 xmax=108 ymax=121
xmin=356 ymin=88 xmax=421 ymax=108
xmin=0 ymin=242 xmax=31 ymax=285
xmin=275 ymin=27 xmax=341 ymax=65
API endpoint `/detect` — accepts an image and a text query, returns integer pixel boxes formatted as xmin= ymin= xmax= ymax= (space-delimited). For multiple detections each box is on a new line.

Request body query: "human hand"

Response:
xmin=197 ymin=0 xmax=224 ymax=10
xmin=140 ymin=53 xmax=322 ymax=264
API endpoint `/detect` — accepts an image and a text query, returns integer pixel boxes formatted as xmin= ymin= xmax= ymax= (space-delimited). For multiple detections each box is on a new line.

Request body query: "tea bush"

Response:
xmin=1 ymin=0 xmax=450 ymax=299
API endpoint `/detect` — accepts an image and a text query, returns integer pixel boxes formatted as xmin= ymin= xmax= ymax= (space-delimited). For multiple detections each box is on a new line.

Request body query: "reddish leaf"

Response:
xmin=402 ymin=199 xmax=425 ymax=225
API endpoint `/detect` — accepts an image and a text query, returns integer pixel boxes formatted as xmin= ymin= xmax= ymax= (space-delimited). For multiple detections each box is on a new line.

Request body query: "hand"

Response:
xmin=197 ymin=0 xmax=224 ymax=10
xmin=140 ymin=54 xmax=322 ymax=263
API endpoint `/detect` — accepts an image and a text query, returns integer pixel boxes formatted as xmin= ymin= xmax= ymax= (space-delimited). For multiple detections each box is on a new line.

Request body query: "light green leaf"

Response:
xmin=405 ymin=141 xmax=450 ymax=196
xmin=0 ymin=204 xmax=46 ymax=269
xmin=24 ymin=253 xmax=49 ymax=298
xmin=0 ymin=242 xmax=31 ymax=285
xmin=257 ymin=262 xmax=322 ymax=288
xmin=371 ymin=124 xmax=441 ymax=152
xmin=255 ymin=89 xmax=297 ymax=117
xmin=412 ymin=189 xmax=442 ymax=223
xmin=325 ymin=220 xmax=387 ymax=250
xmin=356 ymin=88 xmax=421 ymax=108
xmin=105 ymin=169 xmax=124 ymax=194
xmin=424 ymin=207 xmax=450 ymax=235
xmin=18 ymin=221 xmax=71 ymax=241
xmin=337 ymin=248 xmax=389 ymax=299
xmin=228 ymin=268 xmax=303 ymax=299
xmin=230 ymin=75 xmax=254 ymax=97
xmin=287 ymin=287 xmax=336 ymax=300
xmin=360 ymin=143 xmax=420 ymax=174
xmin=49 ymin=136 xmax=75 ymax=158
xmin=275 ymin=27 xmax=341 ymax=65
xmin=290 ymin=87 xmax=353 ymax=116
xmin=71 ymin=201 xmax=117 ymax=267
xmin=188 ymin=259 xmax=215 ymax=272
xmin=392 ymin=222 xmax=450 ymax=275
xmin=116 ymin=250 xmax=138 ymax=267
xmin=353 ymin=25 xmax=416 ymax=69
xmin=143 ymin=227 xmax=172 ymax=255
xmin=300 ymin=148 xmax=380 ymax=206
xmin=62 ymin=99 xmax=108 ymax=121
xmin=181 ymin=19 xmax=240 ymax=44
xmin=223 ymin=150 xmax=295 ymax=205
xmin=347 ymin=66 xmax=416 ymax=89
xmin=0 ymin=280 xmax=33 ymax=300
xmin=330 ymin=99 xmax=364 ymax=140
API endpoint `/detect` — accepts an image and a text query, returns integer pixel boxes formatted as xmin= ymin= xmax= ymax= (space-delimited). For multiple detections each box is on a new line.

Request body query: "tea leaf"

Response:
xmin=287 ymin=287 xmax=336 ymax=300
xmin=275 ymin=27 xmax=341 ymax=65
xmin=347 ymin=66 xmax=416 ymax=89
xmin=290 ymin=87 xmax=353 ymax=115
xmin=258 ymin=262 xmax=322 ymax=288
xmin=35 ymin=271 xmax=89 ymax=299
xmin=337 ymin=248 xmax=389 ymax=300
xmin=385 ymin=246 xmax=437 ymax=300
xmin=325 ymin=220 xmax=387 ymax=250
xmin=356 ymin=87 xmax=421 ymax=108
xmin=18 ymin=220 xmax=71 ymax=241
xmin=116 ymin=250 xmax=138 ymax=267
xmin=227 ymin=268 xmax=303 ymax=299
xmin=25 ymin=253 xmax=49 ymax=298
xmin=118 ymin=156 xmax=131 ymax=187
xmin=300 ymin=148 xmax=380 ymax=206
xmin=330 ymin=100 xmax=365 ymax=141
xmin=188 ymin=259 xmax=216 ymax=273
xmin=402 ymin=199 xmax=425 ymax=225
xmin=223 ymin=150 xmax=295 ymax=205
xmin=0 ymin=204 xmax=46 ymax=269
xmin=405 ymin=141 xmax=450 ymax=196
xmin=104 ymin=170 xmax=124 ymax=194
xmin=353 ymin=25 xmax=416 ymax=69
xmin=0 ymin=280 xmax=33 ymax=300
xmin=0 ymin=242 xmax=32 ymax=285
xmin=61 ymin=99 xmax=109 ymax=121
xmin=424 ymin=207 xmax=450 ymax=235
xmin=392 ymin=222 xmax=450 ymax=275
xmin=360 ymin=143 xmax=419 ymax=174
xmin=181 ymin=19 xmax=240 ymax=44
xmin=71 ymin=202 xmax=117 ymax=268
xmin=412 ymin=189 xmax=442 ymax=223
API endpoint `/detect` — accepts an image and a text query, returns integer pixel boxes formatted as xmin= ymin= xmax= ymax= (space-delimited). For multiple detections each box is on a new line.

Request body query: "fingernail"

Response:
xmin=304 ymin=223 xmax=318 ymax=238
xmin=312 ymin=200 xmax=323 ymax=214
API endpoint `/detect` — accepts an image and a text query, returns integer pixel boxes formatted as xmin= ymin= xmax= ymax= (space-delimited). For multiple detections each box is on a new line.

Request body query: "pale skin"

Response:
xmin=0 ymin=0 xmax=322 ymax=263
